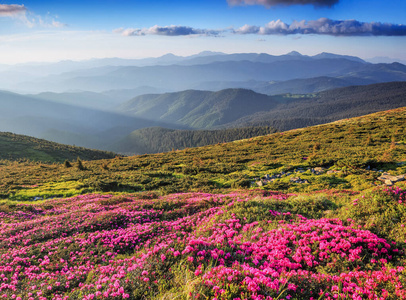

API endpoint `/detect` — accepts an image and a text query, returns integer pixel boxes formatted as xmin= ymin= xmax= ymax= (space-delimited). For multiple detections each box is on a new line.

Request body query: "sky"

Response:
xmin=0 ymin=0 xmax=405 ymax=64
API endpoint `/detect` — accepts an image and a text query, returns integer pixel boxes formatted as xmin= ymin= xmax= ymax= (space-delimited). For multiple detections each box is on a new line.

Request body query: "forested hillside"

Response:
xmin=118 ymin=81 xmax=406 ymax=134
xmin=111 ymin=126 xmax=277 ymax=154
xmin=229 ymin=81 xmax=406 ymax=130
xmin=117 ymin=88 xmax=279 ymax=128
xmin=2 ymin=81 xmax=405 ymax=157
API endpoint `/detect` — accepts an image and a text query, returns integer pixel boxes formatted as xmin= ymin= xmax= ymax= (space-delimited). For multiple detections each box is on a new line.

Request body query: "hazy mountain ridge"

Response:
xmin=0 ymin=52 xmax=405 ymax=155
xmin=0 ymin=51 xmax=365 ymax=74
xmin=0 ymin=89 xmax=185 ymax=149
xmin=223 ymin=81 xmax=406 ymax=130
xmin=118 ymin=89 xmax=280 ymax=128
xmin=4 ymin=51 xmax=404 ymax=94
xmin=17 ymin=58 xmax=367 ymax=93
xmin=28 ymin=91 xmax=119 ymax=110
xmin=118 ymin=81 xmax=406 ymax=132
xmin=1 ymin=81 xmax=406 ymax=154
xmin=248 ymin=76 xmax=356 ymax=95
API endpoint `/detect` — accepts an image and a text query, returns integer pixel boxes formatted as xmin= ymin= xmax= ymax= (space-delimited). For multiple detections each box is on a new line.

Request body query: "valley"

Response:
xmin=1 ymin=68 xmax=406 ymax=154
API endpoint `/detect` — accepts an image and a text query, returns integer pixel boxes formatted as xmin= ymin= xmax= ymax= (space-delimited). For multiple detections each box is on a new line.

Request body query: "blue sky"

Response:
xmin=0 ymin=0 xmax=405 ymax=63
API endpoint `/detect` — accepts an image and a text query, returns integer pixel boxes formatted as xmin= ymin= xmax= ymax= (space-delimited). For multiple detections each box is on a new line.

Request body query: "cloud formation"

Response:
xmin=235 ymin=18 xmax=406 ymax=36
xmin=115 ymin=18 xmax=406 ymax=39
xmin=227 ymin=0 xmax=339 ymax=7
xmin=114 ymin=25 xmax=221 ymax=37
xmin=0 ymin=4 xmax=66 ymax=28
xmin=0 ymin=4 xmax=26 ymax=17
xmin=37 ymin=18 xmax=67 ymax=28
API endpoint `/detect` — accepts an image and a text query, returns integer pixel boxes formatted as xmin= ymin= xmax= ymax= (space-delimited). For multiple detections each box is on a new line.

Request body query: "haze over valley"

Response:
xmin=1 ymin=51 xmax=406 ymax=154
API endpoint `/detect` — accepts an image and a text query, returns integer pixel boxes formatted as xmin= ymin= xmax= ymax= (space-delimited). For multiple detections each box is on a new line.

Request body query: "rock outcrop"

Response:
xmin=377 ymin=173 xmax=406 ymax=186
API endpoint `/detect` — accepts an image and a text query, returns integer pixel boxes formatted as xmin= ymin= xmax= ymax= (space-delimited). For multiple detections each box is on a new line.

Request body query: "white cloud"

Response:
xmin=114 ymin=25 xmax=222 ymax=37
xmin=235 ymin=18 xmax=406 ymax=36
xmin=227 ymin=0 xmax=339 ymax=7
xmin=0 ymin=4 xmax=66 ymax=29
xmin=114 ymin=18 xmax=406 ymax=40
xmin=0 ymin=4 xmax=26 ymax=17
xmin=237 ymin=24 xmax=261 ymax=34
xmin=37 ymin=16 xmax=67 ymax=28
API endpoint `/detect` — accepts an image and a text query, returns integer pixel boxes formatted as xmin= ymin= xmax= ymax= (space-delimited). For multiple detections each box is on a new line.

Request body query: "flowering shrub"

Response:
xmin=0 ymin=189 xmax=405 ymax=299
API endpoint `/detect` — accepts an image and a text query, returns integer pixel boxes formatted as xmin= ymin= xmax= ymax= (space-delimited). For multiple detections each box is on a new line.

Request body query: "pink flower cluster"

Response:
xmin=384 ymin=186 xmax=406 ymax=204
xmin=0 ymin=190 xmax=404 ymax=299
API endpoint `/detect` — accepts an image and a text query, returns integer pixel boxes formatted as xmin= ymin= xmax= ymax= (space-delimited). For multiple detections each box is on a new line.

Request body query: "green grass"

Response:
xmin=0 ymin=107 xmax=405 ymax=200
xmin=9 ymin=181 xmax=82 ymax=200
xmin=0 ymin=131 xmax=116 ymax=163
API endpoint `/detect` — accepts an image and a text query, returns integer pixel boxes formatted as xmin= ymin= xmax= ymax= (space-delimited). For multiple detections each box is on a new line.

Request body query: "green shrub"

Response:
xmin=77 ymin=157 xmax=85 ymax=170
xmin=286 ymin=194 xmax=338 ymax=219
xmin=341 ymin=187 xmax=406 ymax=243
xmin=98 ymin=196 xmax=133 ymax=206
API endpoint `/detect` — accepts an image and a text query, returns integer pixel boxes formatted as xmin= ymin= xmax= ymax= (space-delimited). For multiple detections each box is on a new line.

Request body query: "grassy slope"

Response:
xmin=0 ymin=107 xmax=405 ymax=200
xmin=1 ymin=108 xmax=406 ymax=300
xmin=0 ymin=131 xmax=116 ymax=163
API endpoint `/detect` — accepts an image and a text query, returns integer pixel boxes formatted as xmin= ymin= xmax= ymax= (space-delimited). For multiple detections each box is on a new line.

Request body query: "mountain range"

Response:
xmin=2 ymin=51 xmax=405 ymax=95
xmin=117 ymin=81 xmax=406 ymax=130
xmin=0 ymin=51 xmax=406 ymax=154
xmin=1 ymin=80 xmax=406 ymax=154
xmin=0 ymin=89 xmax=181 ymax=150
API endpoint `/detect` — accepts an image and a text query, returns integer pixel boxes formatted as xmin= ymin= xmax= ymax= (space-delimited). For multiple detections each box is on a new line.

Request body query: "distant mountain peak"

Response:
xmin=313 ymin=52 xmax=366 ymax=63
xmin=314 ymin=52 xmax=342 ymax=58
xmin=159 ymin=53 xmax=178 ymax=58
xmin=366 ymin=56 xmax=406 ymax=65
xmin=192 ymin=51 xmax=226 ymax=57
xmin=286 ymin=51 xmax=303 ymax=56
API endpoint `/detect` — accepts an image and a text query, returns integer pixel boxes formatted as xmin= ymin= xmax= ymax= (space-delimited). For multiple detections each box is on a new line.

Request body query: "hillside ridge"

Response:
xmin=118 ymin=81 xmax=406 ymax=132
xmin=0 ymin=131 xmax=116 ymax=162
xmin=0 ymin=106 xmax=405 ymax=200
